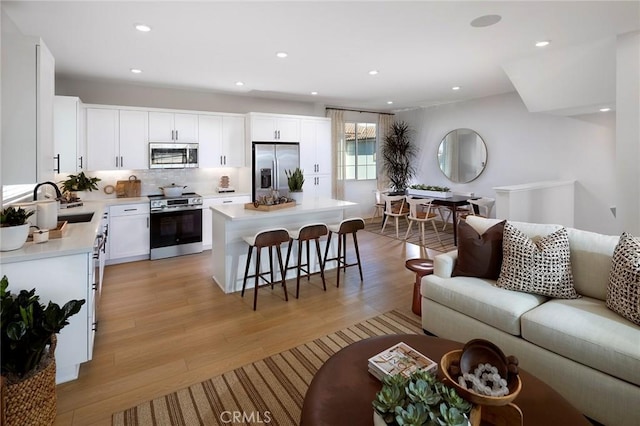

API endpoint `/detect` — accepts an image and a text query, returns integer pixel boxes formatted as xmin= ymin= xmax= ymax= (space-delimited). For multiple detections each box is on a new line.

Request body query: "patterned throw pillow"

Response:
xmin=453 ymin=220 xmax=506 ymax=279
xmin=497 ymin=223 xmax=580 ymax=299
xmin=606 ymin=232 xmax=640 ymax=325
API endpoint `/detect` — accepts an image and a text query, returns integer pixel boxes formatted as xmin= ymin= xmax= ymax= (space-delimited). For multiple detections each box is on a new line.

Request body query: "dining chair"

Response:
xmin=381 ymin=193 xmax=409 ymax=238
xmin=369 ymin=190 xmax=385 ymax=223
xmin=404 ymin=196 xmax=443 ymax=247
xmin=468 ymin=197 xmax=495 ymax=218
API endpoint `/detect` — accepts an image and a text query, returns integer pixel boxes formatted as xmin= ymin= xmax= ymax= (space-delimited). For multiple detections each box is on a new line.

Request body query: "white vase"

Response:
xmin=0 ymin=224 xmax=30 ymax=251
xmin=289 ymin=191 xmax=304 ymax=204
xmin=373 ymin=411 xmax=387 ymax=426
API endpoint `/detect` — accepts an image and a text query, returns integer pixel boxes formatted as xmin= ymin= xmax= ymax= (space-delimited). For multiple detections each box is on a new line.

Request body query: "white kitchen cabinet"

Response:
xmin=199 ymin=114 xmax=246 ymax=167
xmin=301 ymin=118 xmax=332 ymax=199
xmin=248 ymin=113 xmax=300 ymax=142
xmin=202 ymin=195 xmax=251 ymax=249
xmin=2 ymin=253 xmax=92 ymax=383
xmin=1 ymin=35 xmax=55 ymax=184
xmin=54 ymin=96 xmax=85 ymax=173
xmin=108 ymin=203 xmax=150 ymax=262
xmin=118 ymin=110 xmax=148 ymax=170
xmin=86 ymin=108 xmax=148 ymax=170
xmin=149 ymin=111 xmax=198 ymax=143
xmin=86 ymin=108 xmax=119 ymax=171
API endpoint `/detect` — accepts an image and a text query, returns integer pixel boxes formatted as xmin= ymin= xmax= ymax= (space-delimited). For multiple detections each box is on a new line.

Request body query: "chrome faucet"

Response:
xmin=33 ymin=181 xmax=62 ymax=201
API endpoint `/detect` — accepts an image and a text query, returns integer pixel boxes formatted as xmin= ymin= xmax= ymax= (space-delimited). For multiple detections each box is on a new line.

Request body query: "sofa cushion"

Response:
xmin=521 ymin=297 xmax=640 ymax=386
xmin=567 ymin=228 xmax=618 ymax=300
xmin=497 ymin=223 xmax=580 ymax=299
xmin=453 ymin=220 xmax=505 ymax=279
xmin=422 ymin=273 xmax=548 ymax=336
xmin=607 ymin=232 xmax=640 ymax=325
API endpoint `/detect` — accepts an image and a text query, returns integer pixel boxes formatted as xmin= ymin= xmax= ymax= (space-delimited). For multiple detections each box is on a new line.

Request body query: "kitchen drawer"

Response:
xmin=110 ymin=203 xmax=150 ymax=217
xmin=209 ymin=195 xmax=251 ymax=205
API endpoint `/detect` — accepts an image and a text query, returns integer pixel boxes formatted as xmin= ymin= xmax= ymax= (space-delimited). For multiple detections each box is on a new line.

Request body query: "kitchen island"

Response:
xmin=210 ymin=198 xmax=357 ymax=293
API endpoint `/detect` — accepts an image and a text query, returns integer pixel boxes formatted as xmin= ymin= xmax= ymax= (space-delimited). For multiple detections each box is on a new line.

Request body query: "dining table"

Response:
xmin=412 ymin=194 xmax=474 ymax=246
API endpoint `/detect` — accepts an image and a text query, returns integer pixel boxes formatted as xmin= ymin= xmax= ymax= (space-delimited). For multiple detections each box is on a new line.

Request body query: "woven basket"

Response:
xmin=1 ymin=335 xmax=57 ymax=426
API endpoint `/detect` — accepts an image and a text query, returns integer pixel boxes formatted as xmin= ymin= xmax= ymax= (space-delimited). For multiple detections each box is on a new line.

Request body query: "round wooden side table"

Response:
xmin=404 ymin=258 xmax=434 ymax=315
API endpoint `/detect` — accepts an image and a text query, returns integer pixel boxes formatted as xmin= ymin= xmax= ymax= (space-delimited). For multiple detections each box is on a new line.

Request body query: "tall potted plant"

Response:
xmin=381 ymin=121 xmax=417 ymax=194
xmin=0 ymin=275 xmax=85 ymax=425
xmin=0 ymin=207 xmax=35 ymax=251
xmin=285 ymin=168 xmax=305 ymax=203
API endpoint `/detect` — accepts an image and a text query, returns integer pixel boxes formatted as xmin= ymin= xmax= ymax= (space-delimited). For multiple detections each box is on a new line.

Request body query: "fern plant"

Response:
xmin=382 ymin=121 xmax=417 ymax=193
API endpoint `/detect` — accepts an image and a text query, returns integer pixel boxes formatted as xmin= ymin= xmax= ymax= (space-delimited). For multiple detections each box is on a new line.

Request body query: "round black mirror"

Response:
xmin=437 ymin=129 xmax=487 ymax=183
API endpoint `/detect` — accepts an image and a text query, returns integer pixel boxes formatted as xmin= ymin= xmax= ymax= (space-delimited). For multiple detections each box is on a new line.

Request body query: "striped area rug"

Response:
xmin=364 ymin=217 xmax=456 ymax=253
xmin=112 ymin=309 xmax=423 ymax=426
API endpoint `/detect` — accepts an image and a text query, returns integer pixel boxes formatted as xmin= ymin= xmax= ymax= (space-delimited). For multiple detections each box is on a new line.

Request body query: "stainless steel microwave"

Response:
xmin=149 ymin=143 xmax=198 ymax=169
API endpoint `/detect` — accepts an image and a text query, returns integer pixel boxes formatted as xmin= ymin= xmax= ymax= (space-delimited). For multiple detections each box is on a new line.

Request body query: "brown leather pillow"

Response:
xmin=453 ymin=220 xmax=506 ymax=279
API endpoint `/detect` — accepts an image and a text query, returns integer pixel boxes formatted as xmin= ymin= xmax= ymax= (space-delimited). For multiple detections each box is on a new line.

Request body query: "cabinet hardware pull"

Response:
xmin=120 ymin=156 xmax=123 ymax=167
xmin=115 ymin=156 xmax=119 ymax=167
xmin=175 ymin=130 xmax=178 ymax=140
xmin=223 ymin=200 xmax=232 ymax=203
xmin=172 ymin=130 xmax=175 ymax=140
xmin=224 ymin=155 xmax=227 ymax=165
xmin=124 ymin=208 xmax=137 ymax=211
xmin=54 ymin=154 xmax=60 ymax=173
xmin=79 ymin=156 xmax=83 ymax=169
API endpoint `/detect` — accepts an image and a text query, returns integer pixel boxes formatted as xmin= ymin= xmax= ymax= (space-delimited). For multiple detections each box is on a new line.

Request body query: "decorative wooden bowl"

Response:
xmin=440 ymin=350 xmax=521 ymax=406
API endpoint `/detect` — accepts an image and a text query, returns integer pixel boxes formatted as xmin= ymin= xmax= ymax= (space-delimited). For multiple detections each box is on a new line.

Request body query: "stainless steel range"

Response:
xmin=149 ymin=192 xmax=203 ymax=260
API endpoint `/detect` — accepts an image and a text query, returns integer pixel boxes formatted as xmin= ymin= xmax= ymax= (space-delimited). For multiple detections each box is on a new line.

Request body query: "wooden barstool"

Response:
xmin=323 ymin=218 xmax=365 ymax=288
xmin=404 ymin=258 xmax=434 ymax=315
xmin=285 ymin=223 xmax=329 ymax=298
xmin=241 ymin=228 xmax=290 ymax=310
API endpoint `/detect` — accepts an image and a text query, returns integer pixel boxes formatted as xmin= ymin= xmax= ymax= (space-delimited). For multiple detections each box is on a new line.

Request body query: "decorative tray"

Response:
xmin=244 ymin=201 xmax=296 ymax=211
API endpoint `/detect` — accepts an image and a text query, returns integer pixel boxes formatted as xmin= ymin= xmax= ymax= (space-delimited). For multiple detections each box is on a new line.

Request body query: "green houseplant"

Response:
xmin=382 ymin=121 xmax=418 ymax=194
xmin=1 ymin=275 xmax=85 ymax=425
xmin=59 ymin=172 xmax=101 ymax=200
xmin=285 ymin=168 xmax=305 ymax=202
xmin=0 ymin=207 xmax=35 ymax=251
xmin=373 ymin=369 xmax=472 ymax=426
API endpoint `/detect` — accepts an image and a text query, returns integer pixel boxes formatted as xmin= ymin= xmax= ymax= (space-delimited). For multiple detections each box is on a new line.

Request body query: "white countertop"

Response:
xmin=210 ymin=198 xmax=356 ymax=221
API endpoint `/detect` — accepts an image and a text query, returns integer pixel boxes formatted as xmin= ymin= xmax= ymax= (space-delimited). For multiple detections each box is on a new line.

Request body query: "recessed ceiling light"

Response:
xmin=235 ymin=81 xmax=244 ymax=86
xmin=276 ymin=52 xmax=288 ymax=58
xmin=535 ymin=40 xmax=550 ymax=47
xmin=311 ymin=91 xmax=318 ymax=95
xmin=387 ymin=101 xmax=393 ymax=105
xmin=600 ymin=107 xmax=611 ymax=112
xmin=470 ymin=14 xmax=502 ymax=28
xmin=452 ymin=86 xmax=461 ymax=91
xmin=368 ymin=70 xmax=379 ymax=76
xmin=135 ymin=24 xmax=151 ymax=32
xmin=130 ymin=68 xmax=142 ymax=74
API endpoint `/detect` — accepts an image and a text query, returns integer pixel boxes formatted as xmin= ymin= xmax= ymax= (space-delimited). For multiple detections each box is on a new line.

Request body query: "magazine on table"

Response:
xmin=368 ymin=342 xmax=438 ymax=380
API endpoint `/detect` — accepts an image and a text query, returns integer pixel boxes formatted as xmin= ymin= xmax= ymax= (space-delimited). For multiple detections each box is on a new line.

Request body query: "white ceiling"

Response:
xmin=3 ymin=1 xmax=639 ymax=112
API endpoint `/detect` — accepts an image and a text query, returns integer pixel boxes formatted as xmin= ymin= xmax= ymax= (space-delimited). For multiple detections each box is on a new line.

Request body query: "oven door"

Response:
xmin=150 ymin=208 xmax=203 ymax=259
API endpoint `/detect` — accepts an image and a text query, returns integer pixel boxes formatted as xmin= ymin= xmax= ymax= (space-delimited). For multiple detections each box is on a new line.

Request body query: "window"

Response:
xmin=344 ymin=122 xmax=377 ymax=180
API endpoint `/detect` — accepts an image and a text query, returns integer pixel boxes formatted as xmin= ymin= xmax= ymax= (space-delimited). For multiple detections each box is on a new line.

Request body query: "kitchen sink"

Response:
xmin=58 ymin=212 xmax=94 ymax=223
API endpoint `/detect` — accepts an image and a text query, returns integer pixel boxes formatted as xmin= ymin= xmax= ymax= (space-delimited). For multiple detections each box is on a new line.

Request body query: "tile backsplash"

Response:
xmin=55 ymin=167 xmax=251 ymax=199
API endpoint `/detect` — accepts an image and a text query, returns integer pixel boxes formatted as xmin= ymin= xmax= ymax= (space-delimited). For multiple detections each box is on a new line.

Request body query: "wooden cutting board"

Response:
xmin=116 ymin=175 xmax=141 ymax=198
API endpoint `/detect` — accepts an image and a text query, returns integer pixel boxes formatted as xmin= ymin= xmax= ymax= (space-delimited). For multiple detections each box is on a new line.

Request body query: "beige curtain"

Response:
xmin=377 ymin=114 xmax=394 ymax=191
xmin=326 ymin=109 xmax=345 ymax=200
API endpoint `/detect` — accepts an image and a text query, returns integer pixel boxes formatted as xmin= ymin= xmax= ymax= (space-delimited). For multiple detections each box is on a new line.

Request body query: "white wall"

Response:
xmin=397 ymin=92 xmax=617 ymax=235
xmin=56 ymin=76 xmax=325 ymax=116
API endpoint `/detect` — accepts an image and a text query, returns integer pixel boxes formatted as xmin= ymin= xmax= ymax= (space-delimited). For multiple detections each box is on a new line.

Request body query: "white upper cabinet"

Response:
xmin=118 ymin=110 xmax=148 ymax=170
xmin=249 ymin=113 xmax=300 ymax=142
xmin=86 ymin=108 xmax=148 ymax=170
xmin=86 ymin=108 xmax=119 ymax=171
xmin=1 ymin=35 xmax=55 ymax=184
xmin=149 ymin=112 xmax=198 ymax=143
xmin=54 ymin=96 xmax=84 ymax=173
xmin=199 ymin=114 xmax=245 ymax=167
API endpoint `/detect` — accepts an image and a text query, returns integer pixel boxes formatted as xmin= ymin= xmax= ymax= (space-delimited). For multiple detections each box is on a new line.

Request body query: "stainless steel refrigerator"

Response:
xmin=252 ymin=142 xmax=300 ymax=201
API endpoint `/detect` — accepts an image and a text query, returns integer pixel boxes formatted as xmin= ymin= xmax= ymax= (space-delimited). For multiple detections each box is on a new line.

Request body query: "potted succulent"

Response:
xmin=407 ymin=184 xmax=452 ymax=198
xmin=0 ymin=206 xmax=35 ymax=251
xmin=373 ymin=369 xmax=473 ymax=426
xmin=0 ymin=275 xmax=85 ymax=425
xmin=285 ymin=168 xmax=305 ymax=203
xmin=382 ymin=121 xmax=418 ymax=195
xmin=59 ymin=172 xmax=101 ymax=201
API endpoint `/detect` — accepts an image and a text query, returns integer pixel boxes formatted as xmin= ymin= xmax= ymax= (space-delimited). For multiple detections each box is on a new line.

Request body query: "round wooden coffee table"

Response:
xmin=300 ymin=334 xmax=590 ymax=425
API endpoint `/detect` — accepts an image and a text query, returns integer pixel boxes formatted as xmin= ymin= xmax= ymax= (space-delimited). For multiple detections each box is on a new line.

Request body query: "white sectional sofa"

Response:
xmin=421 ymin=216 xmax=640 ymax=426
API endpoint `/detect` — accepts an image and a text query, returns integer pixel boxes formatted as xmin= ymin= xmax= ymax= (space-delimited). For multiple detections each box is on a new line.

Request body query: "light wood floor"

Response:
xmin=54 ymin=226 xmax=444 ymax=425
